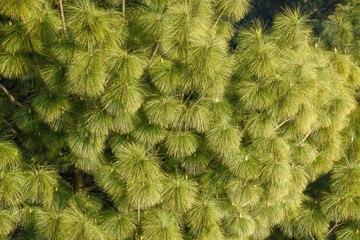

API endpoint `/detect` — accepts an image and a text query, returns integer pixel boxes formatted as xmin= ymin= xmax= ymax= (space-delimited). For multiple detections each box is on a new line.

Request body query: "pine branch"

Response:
xmin=122 ymin=0 xmax=126 ymax=19
xmin=27 ymin=38 xmax=46 ymax=87
xmin=298 ymin=130 xmax=312 ymax=145
xmin=4 ymin=117 xmax=73 ymax=190
xmin=145 ymin=43 xmax=160 ymax=69
xmin=213 ymin=9 xmax=225 ymax=28
xmin=155 ymin=143 xmax=163 ymax=154
xmin=73 ymin=168 xmax=85 ymax=192
xmin=2 ymin=118 xmax=38 ymax=156
xmin=150 ymin=43 xmax=160 ymax=62
xmin=189 ymin=89 xmax=209 ymax=111
xmin=309 ymin=232 xmax=315 ymax=240
xmin=3 ymin=119 xmax=24 ymax=143
xmin=61 ymin=107 xmax=84 ymax=116
xmin=183 ymin=90 xmax=194 ymax=105
xmin=325 ymin=222 xmax=344 ymax=238
xmin=19 ymin=14 xmax=45 ymax=86
xmin=274 ymin=117 xmax=291 ymax=131
xmin=59 ymin=0 xmax=67 ymax=36
xmin=82 ymin=184 xmax=97 ymax=193
xmin=176 ymin=89 xmax=208 ymax=128
xmin=137 ymin=204 xmax=141 ymax=225
xmin=28 ymin=37 xmax=41 ymax=72
xmin=135 ymin=203 xmax=141 ymax=239
xmin=0 ymin=83 xmax=25 ymax=108
xmin=132 ymin=45 xmax=153 ymax=54
xmin=206 ymin=155 xmax=220 ymax=169
xmin=9 ymin=78 xmax=20 ymax=91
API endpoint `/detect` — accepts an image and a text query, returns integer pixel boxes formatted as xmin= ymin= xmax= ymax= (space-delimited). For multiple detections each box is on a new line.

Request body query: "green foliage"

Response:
xmin=133 ymin=117 xmax=167 ymax=146
xmin=0 ymin=0 xmax=359 ymax=239
xmin=24 ymin=166 xmax=59 ymax=205
xmin=273 ymin=6 xmax=311 ymax=47
xmin=320 ymin=0 xmax=360 ymax=62
xmin=166 ymin=130 xmax=199 ymax=159
xmin=66 ymin=49 xmax=107 ymax=98
xmin=32 ymin=89 xmax=70 ymax=127
xmin=0 ymin=50 xmax=32 ymax=79
xmin=99 ymin=208 xmax=137 ymax=239
xmin=114 ymin=142 xmax=163 ymax=182
xmin=222 ymin=206 xmax=255 ymax=239
xmin=60 ymin=199 xmax=104 ymax=239
xmin=34 ymin=204 xmax=63 ymax=240
xmin=205 ymin=119 xmax=241 ymax=157
xmin=67 ymin=0 xmax=111 ymax=49
xmin=214 ymin=0 xmax=251 ymax=22
xmin=0 ymin=0 xmax=43 ymax=21
xmin=0 ymin=139 xmax=20 ymax=168
xmin=0 ymin=207 xmax=19 ymax=237
xmin=0 ymin=170 xmax=25 ymax=207
xmin=187 ymin=195 xmax=223 ymax=238
xmin=142 ymin=209 xmax=183 ymax=240
xmin=161 ymin=174 xmax=199 ymax=213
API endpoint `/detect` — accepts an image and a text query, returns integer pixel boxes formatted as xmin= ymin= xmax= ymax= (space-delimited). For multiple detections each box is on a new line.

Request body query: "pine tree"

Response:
xmin=0 ymin=0 xmax=359 ymax=239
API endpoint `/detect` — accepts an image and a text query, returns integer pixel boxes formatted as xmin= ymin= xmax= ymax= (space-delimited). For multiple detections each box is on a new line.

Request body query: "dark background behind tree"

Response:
xmin=229 ymin=0 xmax=347 ymax=48
xmin=246 ymin=0 xmax=346 ymax=22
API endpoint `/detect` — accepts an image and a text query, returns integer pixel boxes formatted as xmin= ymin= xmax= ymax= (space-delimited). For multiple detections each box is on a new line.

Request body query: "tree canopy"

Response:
xmin=0 ymin=0 xmax=360 ymax=239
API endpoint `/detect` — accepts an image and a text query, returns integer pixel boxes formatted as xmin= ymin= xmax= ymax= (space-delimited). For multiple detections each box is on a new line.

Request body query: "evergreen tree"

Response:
xmin=0 ymin=0 xmax=359 ymax=239
xmin=321 ymin=0 xmax=360 ymax=61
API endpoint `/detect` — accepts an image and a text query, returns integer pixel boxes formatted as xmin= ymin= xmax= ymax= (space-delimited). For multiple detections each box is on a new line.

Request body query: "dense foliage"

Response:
xmin=0 ymin=0 xmax=360 ymax=239
xmin=245 ymin=0 xmax=345 ymax=23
